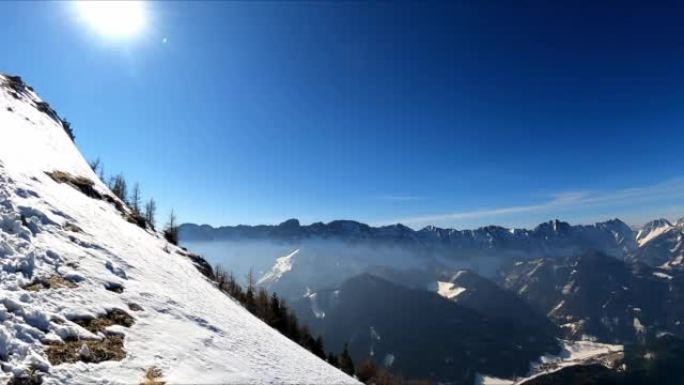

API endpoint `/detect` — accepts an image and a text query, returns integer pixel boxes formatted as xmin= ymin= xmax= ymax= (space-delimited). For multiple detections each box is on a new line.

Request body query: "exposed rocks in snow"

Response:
xmin=104 ymin=281 xmax=125 ymax=293
xmin=176 ymin=248 xmax=214 ymax=280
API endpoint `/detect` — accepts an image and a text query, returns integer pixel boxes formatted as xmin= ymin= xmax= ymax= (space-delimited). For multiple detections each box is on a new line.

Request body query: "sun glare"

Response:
xmin=76 ymin=1 xmax=146 ymax=38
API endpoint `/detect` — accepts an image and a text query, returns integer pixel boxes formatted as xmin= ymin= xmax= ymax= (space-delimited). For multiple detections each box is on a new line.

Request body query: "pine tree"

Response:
xmin=61 ymin=118 xmax=75 ymax=141
xmin=256 ymin=288 xmax=270 ymax=320
xmin=269 ymin=293 xmax=284 ymax=331
xmin=312 ymin=335 xmax=326 ymax=359
xmin=286 ymin=309 xmax=300 ymax=343
xmin=339 ymin=343 xmax=355 ymax=376
xmin=327 ymin=352 xmax=339 ymax=367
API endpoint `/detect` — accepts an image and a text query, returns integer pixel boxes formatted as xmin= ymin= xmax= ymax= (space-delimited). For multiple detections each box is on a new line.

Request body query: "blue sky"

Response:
xmin=2 ymin=1 xmax=684 ymax=229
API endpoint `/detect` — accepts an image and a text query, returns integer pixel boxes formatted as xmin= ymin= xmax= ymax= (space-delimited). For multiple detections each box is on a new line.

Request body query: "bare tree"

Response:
xmin=110 ymin=174 xmax=128 ymax=203
xmin=163 ymin=210 xmax=179 ymax=245
xmin=144 ymin=198 xmax=157 ymax=228
xmin=130 ymin=183 xmax=141 ymax=214
xmin=88 ymin=158 xmax=100 ymax=173
xmin=97 ymin=163 xmax=106 ymax=184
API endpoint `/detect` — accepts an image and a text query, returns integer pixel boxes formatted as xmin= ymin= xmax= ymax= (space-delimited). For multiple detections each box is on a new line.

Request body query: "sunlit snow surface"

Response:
xmin=476 ymin=340 xmax=623 ymax=385
xmin=434 ymin=281 xmax=466 ymax=299
xmin=636 ymin=222 xmax=673 ymax=247
xmin=0 ymin=75 xmax=357 ymax=384
xmin=257 ymin=248 xmax=299 ymax=286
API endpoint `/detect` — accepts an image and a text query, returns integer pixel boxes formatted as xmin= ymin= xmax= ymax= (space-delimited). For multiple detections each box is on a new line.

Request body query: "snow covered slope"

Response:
xmin=0 ymin=75 xmax=357 ymax=385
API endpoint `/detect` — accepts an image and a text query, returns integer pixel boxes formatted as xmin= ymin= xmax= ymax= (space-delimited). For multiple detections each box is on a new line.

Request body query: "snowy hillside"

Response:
xmin=0 ymin=75 xmax=357 ymax=384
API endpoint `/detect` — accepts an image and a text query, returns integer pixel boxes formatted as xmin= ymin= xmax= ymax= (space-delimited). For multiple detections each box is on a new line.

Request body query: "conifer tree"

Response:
xmin=327 ymin=352 xmax=339 ymax=367
xmin=339 ymin=343 xmax=355 ymax=376
xmin=312 ymin=335 xmax=326 ymax=359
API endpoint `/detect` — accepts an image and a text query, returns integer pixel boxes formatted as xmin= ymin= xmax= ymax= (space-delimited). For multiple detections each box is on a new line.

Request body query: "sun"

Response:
xmin=76 ymin=1 xmax=146 ymax=39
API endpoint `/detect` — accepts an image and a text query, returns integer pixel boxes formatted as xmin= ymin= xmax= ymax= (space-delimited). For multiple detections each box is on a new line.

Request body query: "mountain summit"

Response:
xmin=0 ymin=75 xmax=356 ymax=384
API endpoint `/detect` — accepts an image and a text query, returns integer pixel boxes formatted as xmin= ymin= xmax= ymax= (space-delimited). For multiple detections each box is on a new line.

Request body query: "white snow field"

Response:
xmin=475 ymin=339 xmax=623 ymax=385
xmin=0 ymin=75 xmax=358 ymax=384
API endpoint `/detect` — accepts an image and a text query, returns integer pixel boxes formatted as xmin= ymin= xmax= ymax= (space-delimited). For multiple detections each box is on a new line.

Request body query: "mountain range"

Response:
xmin=180 ymin=217 xmax=638 ymax=261
xmin=181 ymin=215 xmax=683 ymax=298
xmin=181 ymin=215 xmax=684 ymax=384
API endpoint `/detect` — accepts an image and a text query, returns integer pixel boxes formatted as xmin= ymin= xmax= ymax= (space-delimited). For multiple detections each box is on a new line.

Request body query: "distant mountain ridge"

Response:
xmin=181 ymin=217 xmax=637 ymax=260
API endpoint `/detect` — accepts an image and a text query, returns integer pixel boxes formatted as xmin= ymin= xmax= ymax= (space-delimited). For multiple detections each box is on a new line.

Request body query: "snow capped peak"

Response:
xmin=643 ymin=218 xmax=673 ymax=230
xmin=637 ymin=218 xmax=674 ymax=247
xmin=0 ymin=75 xmax=356 ymax=384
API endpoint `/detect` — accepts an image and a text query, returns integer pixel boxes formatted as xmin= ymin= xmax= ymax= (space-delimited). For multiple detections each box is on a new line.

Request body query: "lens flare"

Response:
xmin=76 ymin=1 xmax=146 ymax=38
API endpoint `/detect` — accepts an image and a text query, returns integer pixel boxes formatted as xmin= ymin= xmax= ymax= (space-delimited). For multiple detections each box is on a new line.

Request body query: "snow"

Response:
xmin=434 ymin=281 xmax=466 ymax=299
xmin=653 ymin=271 xmax=673 ymax=280
xmin=475 ymin=375 xmax=515 ymax=385
xmin=383 ymin=353 xmax=395 ymax=368
xmin=305 ymin=292 xmax=325 ymax=319
xmin=256 ymin=248 xmax=299 ymax=287
xmin=633 ymin=318 xmax=646 ymax=334
xmin=548 ymin=300 xmax=565 ymax=316
xmin=475 ymin=340 xmax=623 ymax=385
xmin=0 ymin=75 xmax=357 ymax=384
xmin=637 ymin=222 xmax=673 ymax=247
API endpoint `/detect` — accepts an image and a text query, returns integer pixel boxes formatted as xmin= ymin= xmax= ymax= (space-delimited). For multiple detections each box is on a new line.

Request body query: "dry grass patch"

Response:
xmin=45 ymin=170 xmax=148 ymax=230
xmin=43 ymin=309 xmax=135 ymax=365
xmin=45 ymin=171 xmax=99 ymax=199
xmin=44 ymin=335 xmax=125 ymax=365
xmin=23 ymin=275 xmax=77 ymax=292
xmin=140 ymin=367 xmax=165 ymax=385
xmin=6 ymin=367 xmax=44 ymax=385
xmin=73 ymin=309 xmax=135 ymax=334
